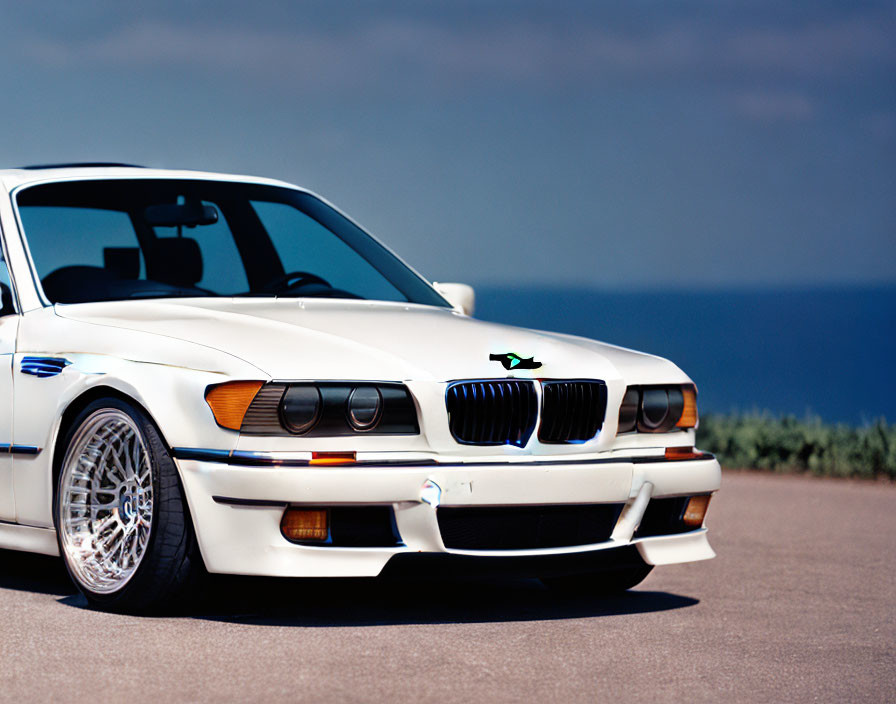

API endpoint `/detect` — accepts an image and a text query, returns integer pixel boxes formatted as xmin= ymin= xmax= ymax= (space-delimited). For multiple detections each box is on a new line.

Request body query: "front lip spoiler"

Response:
xmin=171 ymin=447 xmax=715 ymax=468
xmin=380 ymin=544 xmax=650 ymax=579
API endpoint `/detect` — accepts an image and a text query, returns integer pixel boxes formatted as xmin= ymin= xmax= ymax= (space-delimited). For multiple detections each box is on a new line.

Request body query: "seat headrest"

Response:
xmin=147 ymin=238 xmax=203 ymax=288
xmin=104 ymin=247 xmax=140 ymax=280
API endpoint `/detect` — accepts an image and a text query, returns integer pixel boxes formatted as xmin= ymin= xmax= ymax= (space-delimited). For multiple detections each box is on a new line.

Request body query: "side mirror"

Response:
xmin=433 ymin=282 xmax=475 ymax=316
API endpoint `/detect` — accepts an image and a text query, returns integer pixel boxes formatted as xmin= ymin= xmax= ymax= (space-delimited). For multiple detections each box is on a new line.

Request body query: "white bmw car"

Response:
xmin=0 ymin=164 xmax=720 ymax=611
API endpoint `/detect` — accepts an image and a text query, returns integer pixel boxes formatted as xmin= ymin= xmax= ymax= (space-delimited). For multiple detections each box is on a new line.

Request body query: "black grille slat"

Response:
xmin=438 ymin=504 xmax=624 ymax=550
xmin=538 ymin=380 xmax=607 ymax=443
xmin=465 ymin=383 xmax=474 ymax=442
xmin=560 ymin=383 xmax=570 ymax=440
xmin=577 ymin=383 xmax=590 ymax=440
xmin=486 ymin=383 xmax=496 ymax=444
xmin=447 ymin=379 xmax=606 ymax=446
xmin=542 ymin=384 xmax=555 ymax=441
xmin=507 ymin=381 xmax=518 ymax=445
xmin=492 ymin=384 xmax=502 ymax=445
xmin=582 ymin=384 xmax=592 ymax=439
xmin=446 ymin=380 xmax=537 ymax=446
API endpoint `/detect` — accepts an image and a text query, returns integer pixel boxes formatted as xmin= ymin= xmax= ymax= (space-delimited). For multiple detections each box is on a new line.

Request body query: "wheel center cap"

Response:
xmin=120 ymin=494 xmax=135 ymax=522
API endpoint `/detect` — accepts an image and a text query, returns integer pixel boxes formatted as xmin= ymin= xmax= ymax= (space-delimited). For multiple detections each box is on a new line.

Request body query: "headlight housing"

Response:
xmin=205 ymin=381 xmax=419 ymax=436
xmin=617 ymin=384 xmax=697 ymax=434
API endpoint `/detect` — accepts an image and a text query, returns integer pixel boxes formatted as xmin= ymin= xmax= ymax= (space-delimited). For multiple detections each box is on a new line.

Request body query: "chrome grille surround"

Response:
xmin=538 ymin=380 xmax=608 ymax=443
xmin=446 ymin=378 xmax=608 ymax=447
xmin=445 ymin=380 xmax=538 ymax=446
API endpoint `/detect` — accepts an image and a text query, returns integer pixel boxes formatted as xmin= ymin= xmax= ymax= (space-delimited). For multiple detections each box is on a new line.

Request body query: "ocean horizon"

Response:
xmin=473 ymin=284 xmax=896 ymax=425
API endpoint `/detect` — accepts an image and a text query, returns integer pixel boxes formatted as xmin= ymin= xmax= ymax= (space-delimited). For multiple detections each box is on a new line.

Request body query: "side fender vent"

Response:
xmin=21 ymin=356 xmax=71 ymax=378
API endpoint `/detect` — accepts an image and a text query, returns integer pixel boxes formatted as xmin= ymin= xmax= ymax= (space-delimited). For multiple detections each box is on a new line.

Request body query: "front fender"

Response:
xmin=12 ymin=307 xmax=268 ymax=527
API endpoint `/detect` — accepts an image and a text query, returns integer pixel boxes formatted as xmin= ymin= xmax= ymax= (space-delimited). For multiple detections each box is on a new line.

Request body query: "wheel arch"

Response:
xmin=50 ymin=386 xmax=207 ymax=608
xmin=50 ymin=385 xmax=174 ymax=489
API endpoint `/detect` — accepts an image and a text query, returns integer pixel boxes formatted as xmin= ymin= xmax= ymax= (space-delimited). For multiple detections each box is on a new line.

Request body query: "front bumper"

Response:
xmin=175 ymin=454 xmax=721 ymax=577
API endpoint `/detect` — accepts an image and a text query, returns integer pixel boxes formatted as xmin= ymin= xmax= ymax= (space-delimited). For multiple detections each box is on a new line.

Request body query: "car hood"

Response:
xmin=54 ymin=298 xmax=689 ymax=384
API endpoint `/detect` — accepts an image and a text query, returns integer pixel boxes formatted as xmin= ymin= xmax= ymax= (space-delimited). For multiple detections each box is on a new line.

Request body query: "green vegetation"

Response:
xmin=697 ymin=414 xmax=896 ymax=479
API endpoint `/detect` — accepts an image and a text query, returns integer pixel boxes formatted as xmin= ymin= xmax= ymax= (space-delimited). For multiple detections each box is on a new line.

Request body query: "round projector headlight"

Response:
xmin=617 ymin=387 xmax=639 ymax=433
xmin=347 ymin=386 xmax=382 ymax=431
xmin=639 ymin=388 xmax=670 ymax=431
xmin=280 ymin=385 xmax=322 ymax=434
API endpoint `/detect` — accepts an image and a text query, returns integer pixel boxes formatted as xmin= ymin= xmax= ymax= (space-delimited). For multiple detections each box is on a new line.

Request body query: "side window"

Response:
xmin=251 ymin=200 xmax=406 ymax=302
xmin=0 ymin=252 xmax=14 ymax=316
xmin=18 ymin=206 xmax=143 ymax=279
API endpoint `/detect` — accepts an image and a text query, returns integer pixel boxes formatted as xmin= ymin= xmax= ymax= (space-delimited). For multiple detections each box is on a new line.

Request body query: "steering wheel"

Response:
xmin=261 ymin=270 xmax=333 ymax=293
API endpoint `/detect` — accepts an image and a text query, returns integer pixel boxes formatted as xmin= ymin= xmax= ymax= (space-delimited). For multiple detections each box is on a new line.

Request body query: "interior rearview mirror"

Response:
xmin=433 ymin=282 xmax=475 ymax=316
xmin=145 ymin=201 xmax=218 ymax=228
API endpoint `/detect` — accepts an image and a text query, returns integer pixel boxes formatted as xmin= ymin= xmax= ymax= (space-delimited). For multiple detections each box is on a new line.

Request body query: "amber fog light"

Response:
xmin=281 ymin=508 xmax=329 ymax=542
xmin=682 ymin=495 xmax=711 ymax=528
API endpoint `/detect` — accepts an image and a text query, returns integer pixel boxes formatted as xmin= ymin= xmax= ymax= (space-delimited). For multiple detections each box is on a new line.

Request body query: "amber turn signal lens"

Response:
xmin=676 ymin=385 xmax=698 ymax=428
xmin=683 ymin=495 xmax=711 ymax=528
xmin=205 ymin=381 xmax=264 ymax=430
xmin=665 ymin=446 xmax=701 ymax=460
xmin=281 ymin=508 xmax=329 ymax=542
xmin=309 ymin=452 xmax=357 ymax=466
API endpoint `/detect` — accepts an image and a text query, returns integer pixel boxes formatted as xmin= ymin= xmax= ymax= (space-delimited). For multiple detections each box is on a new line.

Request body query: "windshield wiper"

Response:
xmin=126 ymin=290 xmax=219 ymax=300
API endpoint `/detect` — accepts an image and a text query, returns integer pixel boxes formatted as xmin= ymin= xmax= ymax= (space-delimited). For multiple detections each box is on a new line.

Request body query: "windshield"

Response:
xmin=16 ymin=178 xmax=448 ymax=307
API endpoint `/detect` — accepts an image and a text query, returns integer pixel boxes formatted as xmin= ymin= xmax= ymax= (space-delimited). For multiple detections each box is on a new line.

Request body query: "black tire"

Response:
xmin=540 ymin=564 xmax=653 ymax=595
xmin=54 ymin=397 xmax=202 ymax=612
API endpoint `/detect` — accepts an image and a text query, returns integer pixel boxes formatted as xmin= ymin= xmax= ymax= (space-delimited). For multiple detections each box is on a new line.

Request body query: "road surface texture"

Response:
xmin=0 ymin=471 xmax=893 ymax=703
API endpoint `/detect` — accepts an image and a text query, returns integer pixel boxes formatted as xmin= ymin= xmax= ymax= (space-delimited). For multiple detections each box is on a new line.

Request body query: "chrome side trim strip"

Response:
xmin=172 ymin=447 xmax=713 ymax=468
xmin=171 ymin=448 xmax=233 ymax=462
xmin=212 ymin=496 xmax=288 ymax=508
xmin=0 ymin=444 xmax=42 ymax=456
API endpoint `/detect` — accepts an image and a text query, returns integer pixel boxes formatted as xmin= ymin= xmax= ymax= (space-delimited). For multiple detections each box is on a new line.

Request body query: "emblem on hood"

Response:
xmin=489 ymin=352 xmax=542 ymax=370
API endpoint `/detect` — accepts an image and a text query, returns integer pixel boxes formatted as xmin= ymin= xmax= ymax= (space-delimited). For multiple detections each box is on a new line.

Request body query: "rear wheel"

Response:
xmin=540 ymin=564 xmax=653 ymax=595
xmin=55 ymin=398 xmax=201 ymax=612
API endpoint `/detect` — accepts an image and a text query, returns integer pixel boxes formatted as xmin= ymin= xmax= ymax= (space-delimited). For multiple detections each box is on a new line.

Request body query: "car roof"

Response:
xmin=0 ymin=164 xmax=300 ymax=191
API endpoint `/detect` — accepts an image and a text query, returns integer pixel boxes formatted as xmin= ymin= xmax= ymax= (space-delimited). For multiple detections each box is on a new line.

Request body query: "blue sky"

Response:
xmin=0 ymin=1 xmax=893 ymax=288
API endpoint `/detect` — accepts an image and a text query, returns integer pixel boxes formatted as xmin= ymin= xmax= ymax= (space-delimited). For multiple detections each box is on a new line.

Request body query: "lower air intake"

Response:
xmin=437 ymin=504 xmax=624 ymax=550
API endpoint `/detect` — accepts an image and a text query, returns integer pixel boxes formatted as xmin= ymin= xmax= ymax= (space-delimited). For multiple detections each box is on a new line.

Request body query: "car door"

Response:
xmin=0 ymin=251 xmax=18 ymax=521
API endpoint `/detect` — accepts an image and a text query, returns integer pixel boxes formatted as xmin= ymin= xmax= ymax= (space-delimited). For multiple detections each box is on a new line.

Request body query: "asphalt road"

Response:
xmin=0 ymin=471 xmax=893 ymax=703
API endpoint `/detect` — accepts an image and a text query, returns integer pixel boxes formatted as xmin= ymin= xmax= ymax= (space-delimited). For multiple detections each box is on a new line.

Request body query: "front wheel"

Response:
xmin=55 ymin=398 xmax=202 ymax=612
xmin=540 ymin=564 xmax=653 ymax=595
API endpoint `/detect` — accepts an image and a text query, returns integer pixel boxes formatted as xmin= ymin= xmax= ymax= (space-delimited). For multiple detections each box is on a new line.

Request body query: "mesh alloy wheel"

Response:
xmin=58 ymin=409 xmax=154 ymax=593
xmin=55 ymin=398 xmax=201 ymax=612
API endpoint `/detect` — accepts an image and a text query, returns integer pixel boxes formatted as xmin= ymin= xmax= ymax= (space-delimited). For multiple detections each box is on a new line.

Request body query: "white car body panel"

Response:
xmin=0 ymin=316 xmax=17 ymax=520
xmin=0 ymin=165 xmax=720 ymax=578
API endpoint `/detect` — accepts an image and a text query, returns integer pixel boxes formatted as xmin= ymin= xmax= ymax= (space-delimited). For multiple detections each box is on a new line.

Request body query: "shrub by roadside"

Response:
xmin=697 ymin=413 xmax=895 ymax=480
